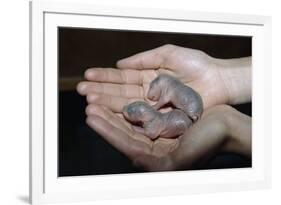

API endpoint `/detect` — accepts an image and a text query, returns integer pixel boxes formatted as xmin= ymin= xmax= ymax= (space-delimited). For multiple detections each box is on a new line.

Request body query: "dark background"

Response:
xmin=58 ymin=27 xmax=252 ymax=177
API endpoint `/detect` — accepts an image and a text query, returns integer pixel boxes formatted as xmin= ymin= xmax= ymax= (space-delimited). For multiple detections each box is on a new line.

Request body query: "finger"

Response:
xmin=84 ymin=68 xmax=143 ymax=84
xmin=86 ymin=104 xmax=132 ymax=132
xmin=116 ymin=44 xmax=176 ymax=70
xmin=76 ymin=81 xmax=144 ymax=98
xmin=86 ymin=115 xmax=151 ymax=160
xmin=87 ymin=93 xmax=143 ymax=113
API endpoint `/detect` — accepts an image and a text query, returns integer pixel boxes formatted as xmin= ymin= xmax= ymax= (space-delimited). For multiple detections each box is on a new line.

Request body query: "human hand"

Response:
xmin=85 ymin=104 xmax=251 ymax=171
xmin=77 ymin=44 xmax=251 ymax=112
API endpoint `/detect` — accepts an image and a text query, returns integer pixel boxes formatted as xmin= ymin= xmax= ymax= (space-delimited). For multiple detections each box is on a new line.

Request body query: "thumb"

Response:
xmin=116 ymin=44 xmax=176 ymax=70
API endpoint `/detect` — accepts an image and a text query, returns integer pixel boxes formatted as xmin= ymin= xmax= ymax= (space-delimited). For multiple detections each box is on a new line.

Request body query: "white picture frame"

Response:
xmin=30 ymin=0 xmax=272 ymax=204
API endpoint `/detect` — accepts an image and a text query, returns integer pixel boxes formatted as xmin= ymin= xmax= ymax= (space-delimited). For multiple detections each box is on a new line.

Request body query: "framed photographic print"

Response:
xmin=30 ymin=0 xmax=271 ymax=204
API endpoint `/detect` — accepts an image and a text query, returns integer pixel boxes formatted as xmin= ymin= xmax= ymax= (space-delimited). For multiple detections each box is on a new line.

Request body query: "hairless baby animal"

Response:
xmin=148 ymin=74 xmax=203 ymax=122
xmin=123 ymin=74 xmax=204 ymax=140
xmin=123 ymin=101 xmax=192 ymax=140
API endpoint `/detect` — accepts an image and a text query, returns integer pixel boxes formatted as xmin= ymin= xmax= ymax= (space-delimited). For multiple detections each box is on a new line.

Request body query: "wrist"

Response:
xmin=221 ymin=106 xmax=252 ymax=158
xmin=213 ymin=57 xmax=252 ymax=105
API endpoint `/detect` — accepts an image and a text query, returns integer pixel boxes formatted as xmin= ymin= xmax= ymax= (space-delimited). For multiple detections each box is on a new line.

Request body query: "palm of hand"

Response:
xmin=78 ymin=45 xmax=227 ymax=112
xmin=137 ymin=46 xmax=226 ymax=108
xmin=86 ymin=103 xmax=230 ymax=171
xmin=86 ymin=104 xmax=180 ymax=171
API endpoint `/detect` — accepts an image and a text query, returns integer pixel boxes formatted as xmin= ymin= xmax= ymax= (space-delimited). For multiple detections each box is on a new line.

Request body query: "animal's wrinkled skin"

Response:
xmin=123 ymin=101 xmax=192 ymax=140
xmin=147 ymin=74 xmax=203 ymax=122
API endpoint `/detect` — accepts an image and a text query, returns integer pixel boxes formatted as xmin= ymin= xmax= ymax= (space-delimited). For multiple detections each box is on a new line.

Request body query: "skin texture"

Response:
xmin=77 ymin=44 xmax=251 ymax=114
xmin=76 ymin=45 xmax=252 ymax=170
xmin=123 ymin=101 xmax=192 ymax=140
xmin=147 ymin=74 xmax=203 ymax=122
xmin=86 ymin=104 xmax=251 ymax=171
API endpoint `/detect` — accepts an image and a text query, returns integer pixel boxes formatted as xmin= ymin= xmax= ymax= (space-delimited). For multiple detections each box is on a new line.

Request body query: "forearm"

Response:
xmin=215 ymin=57 xmax=252 ymax=105
xmin=222 ymin=107 xmax=252 ymax=158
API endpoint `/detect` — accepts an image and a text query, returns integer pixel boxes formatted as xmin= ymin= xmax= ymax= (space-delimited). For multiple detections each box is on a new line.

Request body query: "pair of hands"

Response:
xmin=77 ymin=44 xmax=251 ymax=171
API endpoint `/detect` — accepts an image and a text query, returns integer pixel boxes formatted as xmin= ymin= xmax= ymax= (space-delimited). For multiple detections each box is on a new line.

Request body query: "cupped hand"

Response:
xmin=85 ymin=104 xmax=235 ymax=171
xmin=77 ymin=44 xmax=230 ymax=113
xmin=85 ymin=104 xmax=180 ymax=171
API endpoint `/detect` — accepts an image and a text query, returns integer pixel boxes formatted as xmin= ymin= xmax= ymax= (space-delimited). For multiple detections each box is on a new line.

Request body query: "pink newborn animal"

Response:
xmin=148 ymin=74 xmax=203 ymax=122
xmin=123 ymin=101 xmax=192 ymax=140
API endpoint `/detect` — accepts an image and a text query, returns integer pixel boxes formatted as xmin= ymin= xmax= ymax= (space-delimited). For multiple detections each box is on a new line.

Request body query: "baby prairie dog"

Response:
xmin=147 ymin=74 xmax=203 ymax=122
xmin=123 ymin=101 xmax=192 ymax=140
